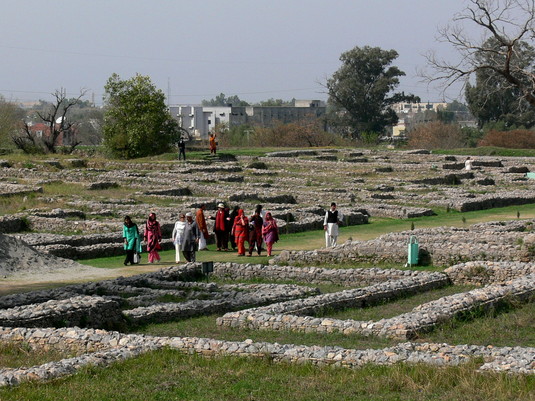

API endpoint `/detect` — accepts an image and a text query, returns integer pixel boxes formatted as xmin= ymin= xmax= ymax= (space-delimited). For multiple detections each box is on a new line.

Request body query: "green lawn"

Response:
xmin=1 ymin=350 xmax=533 ymax=401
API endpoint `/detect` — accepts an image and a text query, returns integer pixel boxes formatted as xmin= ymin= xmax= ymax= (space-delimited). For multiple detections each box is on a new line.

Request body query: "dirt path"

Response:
xmin=0 ymin=263 xmax=173 ymax=296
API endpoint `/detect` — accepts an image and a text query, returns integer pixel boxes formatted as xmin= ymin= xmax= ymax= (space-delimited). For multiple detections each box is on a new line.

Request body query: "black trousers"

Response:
xmin=125 ymin=249 xmax=135 ymax=264
xmin=215 ymin=229 xmax=228 ymax=249
xmin=183 ymin=250 xmax=196 ymax=262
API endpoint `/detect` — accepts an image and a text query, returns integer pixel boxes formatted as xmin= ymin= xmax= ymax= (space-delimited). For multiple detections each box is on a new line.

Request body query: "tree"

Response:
xmin=464 ymin=39 xmax=535 ymax=128
xmin=254 ymin=98 xmax=295 ymax=107
xmin=103 ymin=73 xmax=179 ymax=159
xmin=201 ymin=93 xmax=249 ymax=107
xmin=12 ymin=89 xmax=85 ymax=154
xmin=325 ymin=45 xmax=419 ymax=139
xmin=426 ymin=0 xmax=535 ymax=109
xmin=0 ymin=96 xmax=24 ymax=149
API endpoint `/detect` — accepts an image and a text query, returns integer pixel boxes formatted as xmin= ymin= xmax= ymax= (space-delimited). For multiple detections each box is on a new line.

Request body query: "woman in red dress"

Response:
xmin=231 ymin=209 xmax=249 ymax=256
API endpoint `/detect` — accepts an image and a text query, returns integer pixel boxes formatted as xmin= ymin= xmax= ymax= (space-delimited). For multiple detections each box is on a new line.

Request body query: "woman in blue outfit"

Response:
xmin=123 ymin=215 xmax=142 ymax=265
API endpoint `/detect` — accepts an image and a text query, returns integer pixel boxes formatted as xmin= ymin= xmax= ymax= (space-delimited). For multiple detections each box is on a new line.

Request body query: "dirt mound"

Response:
xmin=0 ymin=233 xmax=97 ymax=278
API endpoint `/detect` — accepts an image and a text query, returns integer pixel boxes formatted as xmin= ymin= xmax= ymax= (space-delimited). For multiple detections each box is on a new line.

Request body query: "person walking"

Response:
xmin=465 ymin=156 xmax=473 ymax=171
xmin=248 ymin=209 xmax=263 ymax=256
xmin=172 ymin=213 xmax=186 ymax=263
xmin=228 ymin=205 xmax=240 ymax=251
xmin=262 ymin=212 xmax=279 ymax=257
xmin=196 ymin=204 xmax=210 ymax=250
xmin=178 ymin=138 xmax=186 ymax=161
xmin=123 ymin=216 xmax=142 ymax=265
xmin=182 ymin=212 xmax=200 ymax=262
xmin=209 ymin=133 xmax=217 ymax=155
xmin=323 ymin=202 xmax=343 ymax=247
xmin=231 ymin=209 xmax=249 ymax=256
xmin=144 ymin=212 xmax=162 ymax=263
xmin=214 ymin=203 xmax=230 ymax=251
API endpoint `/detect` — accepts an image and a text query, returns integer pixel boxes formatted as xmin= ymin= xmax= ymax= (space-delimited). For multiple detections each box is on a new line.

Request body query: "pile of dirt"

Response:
xmin=0 ymin=233 xmax=101 ymax=279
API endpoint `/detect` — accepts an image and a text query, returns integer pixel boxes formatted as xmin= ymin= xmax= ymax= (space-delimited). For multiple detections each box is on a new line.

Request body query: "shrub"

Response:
xmin=478 ymin=129 xmax=535 ymax=148
xmin=406 ymin=121 xmax=465 ymax=149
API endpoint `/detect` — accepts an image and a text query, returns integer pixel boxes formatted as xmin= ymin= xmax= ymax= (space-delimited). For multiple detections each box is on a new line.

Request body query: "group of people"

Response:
xmin=122 ymin=203 xmax=280 ymax=266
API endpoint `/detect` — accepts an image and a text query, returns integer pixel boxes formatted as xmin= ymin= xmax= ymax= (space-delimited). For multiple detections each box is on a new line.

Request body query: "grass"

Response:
xmin=319 ymin=285 xmax=475 ymax=320
xmin=0 ymin=342 xmax=79 ymax=369
xmin=133 ymin=284 xmax=534 ymax=349
xmin=434 ymin=146 xmax=535 ymax=157
xmin=0 ymin=350 xmax=533 ymax=401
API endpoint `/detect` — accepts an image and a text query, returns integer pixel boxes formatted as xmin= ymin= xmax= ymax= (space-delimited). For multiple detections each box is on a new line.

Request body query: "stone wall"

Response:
xmin=444 ymin=261 xmax=535 ymax=285
xmin=0 ymin=296 xmax=123 ymax=329
xmin=272 ymin=220 xmax=535 ymax=266
xmin=217 ymin=274 xmax=535 ymax=340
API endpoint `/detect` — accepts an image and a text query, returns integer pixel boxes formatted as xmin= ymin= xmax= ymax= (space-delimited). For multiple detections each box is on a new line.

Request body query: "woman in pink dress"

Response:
xmin=262 ymin=212 xmax=279 ymax=256
xmin=144 ymin=212 xmax=162 ymax=263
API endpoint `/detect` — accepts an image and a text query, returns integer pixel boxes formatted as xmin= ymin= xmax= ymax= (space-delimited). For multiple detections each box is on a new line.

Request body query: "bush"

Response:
xmin=478 ymin=129 xmax=535 ymax=148
xmin=406 ymin=121 xmax=465 ymax=149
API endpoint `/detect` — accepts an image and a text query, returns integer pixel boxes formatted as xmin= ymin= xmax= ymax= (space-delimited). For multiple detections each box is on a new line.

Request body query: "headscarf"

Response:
xmin=265 ymin=212 xmax=277 ymax=227
xmin=124 ymin=215 xmax=133 ymax=228
xmin=146 ymin=212 xmax=159 ymax=231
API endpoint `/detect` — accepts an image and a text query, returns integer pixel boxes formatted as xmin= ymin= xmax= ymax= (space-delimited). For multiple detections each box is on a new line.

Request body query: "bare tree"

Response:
xmin=13 ymin=88 xmax=87 ymax=153
xmin=424 ymin=0 xmax=535 ymax=107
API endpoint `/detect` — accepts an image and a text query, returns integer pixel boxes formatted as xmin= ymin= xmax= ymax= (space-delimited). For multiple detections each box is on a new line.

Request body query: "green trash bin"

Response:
xmin=407 ymin=236 xmax=419 ymax=266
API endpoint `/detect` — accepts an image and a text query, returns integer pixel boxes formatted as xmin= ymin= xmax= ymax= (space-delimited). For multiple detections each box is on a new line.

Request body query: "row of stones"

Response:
xmin=1 ymin=326 xmax=533 ymax=387
xmin=217 ymin=273 xmax=535 ymax=340
xmin=2 ymin=259 xmax=533 ymax=329
xmin=273 ymin=219 xmax=535 ymax=266
xmin=0 ymin=264 xmax=321 ymax=328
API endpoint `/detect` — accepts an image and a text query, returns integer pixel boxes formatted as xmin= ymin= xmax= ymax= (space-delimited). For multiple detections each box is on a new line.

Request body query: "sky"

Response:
xmin=0 ymin=1 xmax=477 ymax=106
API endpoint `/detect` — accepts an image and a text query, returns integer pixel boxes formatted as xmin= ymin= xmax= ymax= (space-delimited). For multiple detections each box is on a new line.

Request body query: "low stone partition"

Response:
xmin=0 ymin=296 xmax=123 ymax=329
xmin=0 ymin=216 xmax=28 ymax=233
xmin=265 ymin=150 xmax=318 ymax=157
xmin=0 ymin=183 xmax=43 ymax=197
xmin=273 ymin=220 xmax=535 ymax=266
xmin=412 ymin=172 xmax=473 ymax=185
xmin=444 ymin=261 xmax=535 ymax=286
xmin=360 ymin=203 xmax=435 ymax=219
xmin=124 ymin=284 xmax=319 ymax=326
xmin=217 ymin=274 xmax=535 ymax=340
xmin=2 ymin=326 xmax=532 ymax=387
xmin=212 ymin=262 xmax=441 ymax=287
xmin=427 ymin=190 xmax=535 ymax=212
xmin=0 ymin=265 xmax=319 ymax=328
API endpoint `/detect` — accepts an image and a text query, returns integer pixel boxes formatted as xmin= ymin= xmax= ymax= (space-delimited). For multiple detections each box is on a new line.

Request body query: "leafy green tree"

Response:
xmin=103 ymin=73 xmax=179 ymax=158
xmin=464 ymin=39 xmax=535 ymax=129
xmin=326 ymin=45 xmax=418 ymax=139
xmin=201 ymin=93 xmax=249 ymax=107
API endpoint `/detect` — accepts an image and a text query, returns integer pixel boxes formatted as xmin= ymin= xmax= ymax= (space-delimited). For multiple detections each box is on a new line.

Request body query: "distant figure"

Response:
xmin=209 ymin=133 xmax=217 ymax=155
xmin=144 ymin=212 xmax=162 ymax=263
xmin=196 ymin=204 xmax=209 ymax=250
xmin=465 ymin=157 xmax=473 ymax=171
xmin=122 ymin=216 xmax=142 ymax=266
xmin=172 ymin=213 xmax=186 ymax=263
xmin=178 ymin=138 xmax=186 ymax=161
xmin=323 ymin=202 xmax=343 ymax=247
xmin=232 ymin=209 xmax=249 ymax=256
xmin=182 ymin=212 xmax=200 ymax=262
xmin=262 ymin=212 xmax=279 ymax=257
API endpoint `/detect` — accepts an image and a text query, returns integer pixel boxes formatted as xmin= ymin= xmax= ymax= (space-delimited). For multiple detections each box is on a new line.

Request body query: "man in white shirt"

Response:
xmin=323 ymin=202 xmax=343 ymax=247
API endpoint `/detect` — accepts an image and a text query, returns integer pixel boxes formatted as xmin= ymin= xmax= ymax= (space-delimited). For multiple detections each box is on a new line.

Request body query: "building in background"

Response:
xmin=169 ymin=100 xmax=326 ymax=139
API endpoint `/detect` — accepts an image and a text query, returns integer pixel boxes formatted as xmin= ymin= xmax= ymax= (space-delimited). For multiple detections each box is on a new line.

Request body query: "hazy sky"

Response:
xmin=1 ymin=1 xmax=475 ymax=106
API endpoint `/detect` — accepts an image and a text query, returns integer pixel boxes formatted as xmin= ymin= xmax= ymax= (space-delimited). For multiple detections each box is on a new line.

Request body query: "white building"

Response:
xmin=169 ymin=100 xmax=326 ymax=140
